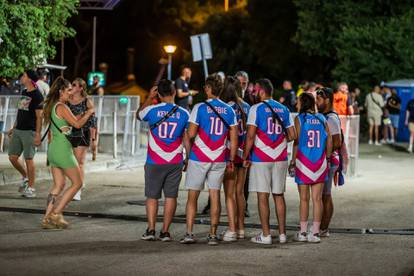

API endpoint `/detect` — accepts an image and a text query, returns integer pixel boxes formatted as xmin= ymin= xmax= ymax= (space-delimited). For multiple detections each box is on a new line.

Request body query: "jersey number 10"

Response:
xmin=209 ymin=117 xmax=224 ymax=135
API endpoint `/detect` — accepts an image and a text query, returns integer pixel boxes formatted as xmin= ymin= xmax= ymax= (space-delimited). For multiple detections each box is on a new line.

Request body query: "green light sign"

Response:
xmin=119 ymin=97 xmax=129 ymax=104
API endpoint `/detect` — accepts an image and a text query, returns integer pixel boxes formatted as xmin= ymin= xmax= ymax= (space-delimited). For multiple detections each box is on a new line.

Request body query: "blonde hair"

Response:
xmin=43 ymin=77 xmax=70 ymax=125
xmin=74 ymin=77 xmax=87 ymax=97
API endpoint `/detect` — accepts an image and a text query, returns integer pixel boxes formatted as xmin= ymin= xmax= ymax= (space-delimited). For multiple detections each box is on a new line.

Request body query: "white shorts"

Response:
xmin=185 ymin=160 xmax=226 ymax=191
xmin=249 ymin=161 xmax=288 ymax=194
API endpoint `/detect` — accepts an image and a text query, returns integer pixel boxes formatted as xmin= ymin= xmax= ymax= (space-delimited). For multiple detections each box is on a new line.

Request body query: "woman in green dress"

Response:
xmin=42 ymin=77 xmax=95 ymax=229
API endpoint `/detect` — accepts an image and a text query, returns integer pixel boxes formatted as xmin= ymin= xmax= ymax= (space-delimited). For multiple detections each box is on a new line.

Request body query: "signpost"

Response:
xmin=190 ymin=33 xmax=212 ymax=79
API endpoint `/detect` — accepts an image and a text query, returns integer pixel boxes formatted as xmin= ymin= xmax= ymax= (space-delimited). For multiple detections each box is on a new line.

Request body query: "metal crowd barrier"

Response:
xmin=0 ymin=95 xmax=141 ymax=159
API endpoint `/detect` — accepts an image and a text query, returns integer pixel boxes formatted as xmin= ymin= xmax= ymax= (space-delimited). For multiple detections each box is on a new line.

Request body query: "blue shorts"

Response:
xmin=389 ymin=114 xmax=399 ymax=129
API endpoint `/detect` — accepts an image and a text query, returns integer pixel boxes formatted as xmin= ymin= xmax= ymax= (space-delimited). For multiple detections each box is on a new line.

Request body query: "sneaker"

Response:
xmin=180 ymin=233 xmax=196 ymax=244
xmin=375 ymin=141 xmax=382 ymax=146
xmin=294 ymin=232 xmax=307 ymax=242
xmin=380 ymin=139 xmax=386 ymax=144
xmin=307 ymin=232 xmax=321 ymax=243
xmin=22 ymin=187 xmax=36 ymax=198
xmin=279 ymin=233 xmax=287 ymax=244
xmin=141 ymin=229 xmax=156 ymax=241
xmin=207 ymin=234 xmax=219 ymax=246
xmin=368 ymin=140 xmax=373 ymax=145
xmin=18 ymin=179 xmax=28 ymax=193
xmin=72 ymin=190 xmax=81 ymax=201
xmin=159 ymin=231 xmax=172 ymax=242
xmin=222 ymin=230 xmax=237 ymax=242
xmin=320 ymin=229 xmax=330 ymax=238
xmin=250 ymin=233 xmax=272 ymax=245
xmin=408 ymin=147 xmax=413 ymax=153
xmin=237 ymin=229 xmax=245 ymax=239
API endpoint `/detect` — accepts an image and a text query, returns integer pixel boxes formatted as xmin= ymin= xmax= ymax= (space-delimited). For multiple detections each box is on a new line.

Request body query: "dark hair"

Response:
xmin=220 ymin=76 xmax=241 ymax=104
xmin=43 ymin=77 xmax=71 ymax=125
xmin=180 ymin=65 xmax=191 ymax=74
xmin=157 ymin=79 xmax=175 ymax=97
xmin=299 ymin=93 xmax=316 ymax=113
xmin=256 ymin=78 xmax=273 ymax=96
xmin=316 ymin=87 xmax=333 ymax=105
xmin=205 ymin=74 xmax=223 ymax=96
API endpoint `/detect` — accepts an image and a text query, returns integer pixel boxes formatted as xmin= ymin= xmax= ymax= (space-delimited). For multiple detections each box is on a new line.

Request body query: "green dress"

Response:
xmin=47 ymin=103 xmax=78 ymax=169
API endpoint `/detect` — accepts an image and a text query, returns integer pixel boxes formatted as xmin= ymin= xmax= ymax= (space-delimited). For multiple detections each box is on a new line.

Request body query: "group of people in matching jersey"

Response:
xmin=137 ymin=73 xmax=344 ymax=245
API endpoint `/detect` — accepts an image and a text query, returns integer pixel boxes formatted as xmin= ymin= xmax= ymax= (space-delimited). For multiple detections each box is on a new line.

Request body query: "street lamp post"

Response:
xmin=163 ymin=45 xmax=177 ymax=80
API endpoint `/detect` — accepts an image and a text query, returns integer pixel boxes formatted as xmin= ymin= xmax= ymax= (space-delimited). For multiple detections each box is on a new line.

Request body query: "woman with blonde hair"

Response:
xmin=42 ymin=77 xmax=94 ymax=229
xmin=68 ymin=78 xmax=97 ymax=201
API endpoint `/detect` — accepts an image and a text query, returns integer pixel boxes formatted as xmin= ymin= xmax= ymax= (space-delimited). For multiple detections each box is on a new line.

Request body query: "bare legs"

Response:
xmin=145 ymin=197 xmax=177 ymax=232
xmin=256 ymin=192 xmax=286 ymax=236
xmin=223 ymin=170 xmax=237 ymax=232
xmin=9 ymin=155 xmax=35 ymax=187
xmin=298 ymin=183 xmax=323 ymax=234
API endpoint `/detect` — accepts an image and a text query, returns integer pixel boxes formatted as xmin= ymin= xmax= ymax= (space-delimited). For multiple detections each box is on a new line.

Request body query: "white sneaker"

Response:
xmin=73 ymin=190 xmax=82 ymax=201
xmin=320 ymin=229 xmax=330 ymax=237
xmin=294 ymin=232 xmax=307 ymax=242
xmin=375 ymin=141 xmax=382 ymax=146
xmin=307 ymin=232 xmax=321 ymax=243
xmin=408 ymin=147 xmax=413 ymax=153
xmin=250 ymin=233 xmax=272 ymax=245
xmin=18 ymin=179 xmax=28 ymax=193
xmin=389 ymin=139 xmax=395 ymax=144
xmin=279 ymin=233 xmax=287 ymax=244
xmin=222 ymin=230 xmax=237 ymax=242
xmin=368 ymin=140 xmax=373 ymax=145
xmin=237 ymin=230 xmax=245 ymax=239
xmin=380 ymin=139 xmax=386 ymax=144
xmin=22 ymin=187 xmax=36 ymax=198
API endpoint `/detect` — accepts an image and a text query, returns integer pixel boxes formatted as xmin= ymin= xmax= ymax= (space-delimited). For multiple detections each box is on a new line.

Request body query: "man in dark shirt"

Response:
xmin=279 ymin=80 xmax=297 ymax=112
xmin=8 ymin=70 xmax=44 ymax=198
xmin=387 ymin=89 xmax=401 ymax=143
xmin=175 ymin=66 xmax=198 ymax=110
xmin=405 ymin=98 xmax=414 ymax=152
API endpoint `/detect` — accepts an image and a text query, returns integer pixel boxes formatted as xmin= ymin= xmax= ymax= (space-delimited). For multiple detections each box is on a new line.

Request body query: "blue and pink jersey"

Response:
xmin=189 ymin=99 xmax=237 ymax=163
xmin=227 ymin=100 xmax=250 ymax=163
xmin=295 ymin=113 xmax=329 ymax=185
xmin=246 ymin=99 xmax=293 ymax=162
xmin=139 ymin=103 xmax=189 ymax=165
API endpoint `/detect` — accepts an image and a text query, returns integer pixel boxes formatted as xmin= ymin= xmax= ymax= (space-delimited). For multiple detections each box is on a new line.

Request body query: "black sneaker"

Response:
xmin=159 ymin=231 xmax=172 ymax=242
xmin=141 ymin=229 xmax=156 ymax=241
xmin=207 ymin=234 xmax=219 ymax=246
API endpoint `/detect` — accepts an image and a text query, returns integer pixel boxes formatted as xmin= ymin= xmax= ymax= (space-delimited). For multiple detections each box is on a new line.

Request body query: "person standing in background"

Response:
xmin=279 ymin=80 xmax=297 ymax=112
xmin=175 ymin=66 xmax=198 ymax=110
xmin=36 ymin=68 xmax=50 ymax=98
xmin=405 ymin=98 xmax=414 ymax=153
xmin=387 ymin=89 xmax=401 ymax=143
xmin=88 ymin=76 xmax=104 ymax=96
xmin=333 ymin=82 xmax=353 ymax=116
xmin=365 ymin=86 xmax=384 ymax=146
xmin=8 ymin=70 xmax=44 ymax=198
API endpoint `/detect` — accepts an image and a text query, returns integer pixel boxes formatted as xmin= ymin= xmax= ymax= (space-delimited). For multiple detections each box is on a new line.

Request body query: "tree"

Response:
xmin=0 ymin=0 xmax=78 ymax=77
xmin=333 ymin=9 xmax=414 ymax=89
xmin=293 ymin=0 xmax=414 ymax=81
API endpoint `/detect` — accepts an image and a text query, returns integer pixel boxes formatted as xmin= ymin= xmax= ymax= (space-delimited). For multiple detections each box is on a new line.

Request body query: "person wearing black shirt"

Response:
xmin=405 ymin=98 xmax=414 ymax=152
xmin=279 ymin=80 xmax=297 ymax=112
xmin=175 ymin=66 xmax=198 ymax=110
xmin=386 ymin=89 xmax=401 ymax=143
xmin=8 ymin=70 xmax=44 ymax=198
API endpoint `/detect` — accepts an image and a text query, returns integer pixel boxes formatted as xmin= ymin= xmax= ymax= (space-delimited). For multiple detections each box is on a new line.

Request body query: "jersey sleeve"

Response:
xmin=138 ymin=105 xmax=154 ymax=121
xmin=247 ymin=104 xmax=259 ymax=126
xmin=181 ymin=108 xmax=190 ymax=129
xmin=281 ymin=107 xmax=293 ymax=128
xmin=228 ymin=108 xmax=237 ymax=126
xmin=189 ymin=103 xmax=202 ymax=125
xmin=327 ymin=114 xmax=341 ymax=135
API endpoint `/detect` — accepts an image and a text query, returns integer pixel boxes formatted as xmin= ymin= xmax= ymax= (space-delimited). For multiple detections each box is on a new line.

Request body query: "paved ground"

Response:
xmin=0 ymin=144 xmax=413 ymax=275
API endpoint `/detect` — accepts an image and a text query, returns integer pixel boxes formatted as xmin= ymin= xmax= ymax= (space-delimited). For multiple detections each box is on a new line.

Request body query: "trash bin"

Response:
xmin=383 ymin=79 xmax=414 ymax=142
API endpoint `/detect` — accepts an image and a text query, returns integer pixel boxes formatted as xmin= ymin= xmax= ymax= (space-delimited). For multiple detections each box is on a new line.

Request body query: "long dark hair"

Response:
xmin=220 ymin=76 xmax=247 ymax=130
xmin=299 ymin=93 xmax=316 ymax=114
xmin=43 ymin=77 xmax=71 ymax=125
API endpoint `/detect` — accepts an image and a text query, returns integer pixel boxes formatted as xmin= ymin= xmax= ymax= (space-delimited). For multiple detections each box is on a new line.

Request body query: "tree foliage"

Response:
xmin=333 ymin=9 xmax=414 ymax=88
xmin=0 ymin=0 xmax=78 ymax=77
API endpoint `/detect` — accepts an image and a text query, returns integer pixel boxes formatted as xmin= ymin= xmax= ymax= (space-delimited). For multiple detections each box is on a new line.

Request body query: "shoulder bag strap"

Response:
xmin=149 ymin=105 xmax=179 ymax=130
xmin=204 ymin=101 xmax=230 ymax=129
xmin=262 ymin=100 xmax=286 ymax=134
